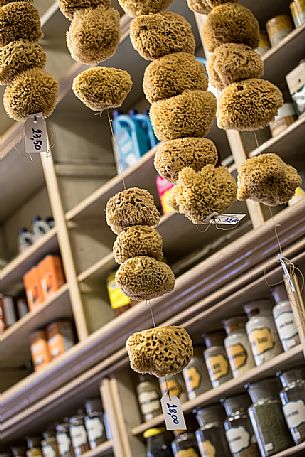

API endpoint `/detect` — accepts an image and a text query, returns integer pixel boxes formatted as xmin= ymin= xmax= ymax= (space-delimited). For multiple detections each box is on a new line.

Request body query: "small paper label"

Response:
xmin=226 ymin=426 xmax=251 ymax=453
xmin=279 ymin=256 xmax=296 ymax=292
xmin=25 ymin=113 xmax=48 ymax=154
xmin=160 ymin=395 xmax=186 ymax=431
xmin=283 ymin=400 xmax=305 ymax=429
xmin=209 ymin=214 xmax=246 ymax=225
xmin=198 ymin=440 xmax=216 ymax=457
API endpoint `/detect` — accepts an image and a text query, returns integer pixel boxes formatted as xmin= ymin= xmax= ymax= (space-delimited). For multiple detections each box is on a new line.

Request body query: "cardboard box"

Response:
xmin=23 ymin=267 xmax=44 ymax=311
xmin=38 ymin=255 xmax=65 ymax=300
xmin=46 ymin=320 xmax=74 ymax=360
xmin=30 ymin=330 xmax=51 ymax=372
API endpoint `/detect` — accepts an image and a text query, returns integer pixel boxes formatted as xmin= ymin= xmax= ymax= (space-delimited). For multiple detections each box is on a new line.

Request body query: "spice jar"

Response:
xmin=26 ymin=437 xmax=43 ymax=457
xmin=247 ymin=378 xmax=293 ymax=456
xmin=204 ymin=330 xmax=232 ymax=388
xmin=46 ymin=320 xmax=75 ymax=361
xmin=183 ymin=346 xmax=211 ymax=400
xmin=172 ymin=432 xmax=200 ymax=457
xmin=223 ymin=394 xmax=260 ymax=457
xmin=266 ymin=15 xmax=294 ymax=47
xmin=137 ymin=374 xmax=162 ymax=421
xmin=195 ymin=404 xmax=231 ymax=457
xmin=69 ymin=414 xmax=90 ymax=457
xmin=55 ymin=422 xmax=74 ymax=457
xmin=272 ymin=284 xmax=300 ymax=351
xmin=244 ymin=300 xmax=283 ymax=366
xmin=290 ymin=0 xmax=305 ymax=27
xmin=256 ymin=31 xmax=271 ymax=56
xmin=269 ymin=104 xmax=297 ymax=138
xmin=42 ymin=430 xmax=60 ymax=457
xmin=144 ymin=428 xmax=174 ymax=457
xmin=278 ymin=366 xmax=305 ymax=444
xmin=159 ymin=373 xmax=188 ymax=404
xmin=224 ymin=316 xmax=255 ymax=378
xmin=84 ymin=399 xmax=107 ymax=449
xmin=30 ymin=330 xmax=51 ymax=372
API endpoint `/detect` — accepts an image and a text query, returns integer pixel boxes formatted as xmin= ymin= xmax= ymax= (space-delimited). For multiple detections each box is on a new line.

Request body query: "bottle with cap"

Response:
xmin=272 ymin=284 xmax=300 ymax=351
xmin=183 ymin=346 xmax=211 ymax=401
xmin=144 ymin=428 xmax=174 ymax=457
xmin=55 ymin=421 xmax=74 ymax=457
xmin=18 ymin=227 xmax=33 ymax=253
xmin=84 ymin=398 xmax=107 ymax=449
xmin=244 ymin=299 xmax=283 ymax=366
xmin=46 ymin=217 xmax=55 ymax=229
xmin=195 ymin=404 xmax=231 ymax=457
xmin=26 ymin=437 xmax=43 ymax=457
xmin=41 ymin=429 xmax=60 ymax=457
xmin=223 ymin=316 xmax=255 ymax=378
xmin=172 ymin=432 xmax=200 ymax=457
xmin=203 ymin=330 xmax=233 ymax=388
xmin=32 ymin=216 xmax=50 ymax=241
xmin=136 ymin=374 xmax=162 ymax=422
xmin=69 ymin=412 xmax=90 ymax=457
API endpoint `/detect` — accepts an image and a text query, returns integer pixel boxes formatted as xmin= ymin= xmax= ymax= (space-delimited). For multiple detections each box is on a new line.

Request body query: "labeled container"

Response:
xmin=2 ymin=296 xmax=17 ymax=328
xmin=269 ymin=103 xmax=297 ymax=137
xmin=244 ymin=299 xmax=283 ymax=366
xmin=46 ymin=320 xmax=75 ymax=360
xmin=290 ymin=0 xmax=305 ymax=27
xmin=144 ymin=428 xmax=173 ymax=457
xmin=69 ymin=414 xmax=90 ymax=457
xmin=223 ymin=394 xmax=260 ymax=457
xmin=272 ymin=284 xmax=300 ymax=351
xmin=247 ymin=378 xmax=293 ymax=456
xmin=155 ymin=176 xmax=174 ymax=215
xmin=278 ymin=366 xmax=305 ymax=444
xmin=38 ymin=256 xmax=65 ymax=300
xmin=32 ymin=216 xmax=50 ymax=241
xmin=84 ymin=398 xmax=107 ymax=449
xmin=106 ymin=271 xmax=132 ymax=316
xmin=137 ymin=374 xmax=162 ymax=422
xmin=286 ymin=60 xmax=305 ymax=116
xmin=159 ymin=373 xmax=188 ymax=404
xmin=204 ymin=330 xmax=233 ymax=388
xmin=183 ymin=346 xmax=211 ymax=400
xmin=172 ymin=432 xmax=200 ymax=457
xmin=26 ymin=437 xmax=43 ymax=457
xmin=41 ymin=430 xmax=60 ymax=457
xmin=224 ymin=316 xmax=255 ymax=378
xmin=19 ymin=227 xmax=33 ymax=253
xmin=24 ymin=267 xmax=44 ymax=311
xmin=16 ymin=296 xmax=29 ymax=319
xmin=195 ymin=404 xmax=231 ymax=457
xmin=56 ymin=422 xmax=74 ymax=457
xmin=255 ymin=31 xmax=271 ymax=56
xmin=266 ymin=15 xmax=294 ymax=47
xmin=30 ymin=329 xmax=51 ymax=372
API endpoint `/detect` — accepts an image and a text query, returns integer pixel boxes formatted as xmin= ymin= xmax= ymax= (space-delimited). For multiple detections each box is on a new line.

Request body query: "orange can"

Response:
xmin=46 ymin=320 xmax=75 ymax=360
xmin=38 ymin=256 xmax=65 ymax=300
xmin=30 ymin=329 xmax=51 ymax=372
xmin=23 ymin=267 xmax=44 ymax=311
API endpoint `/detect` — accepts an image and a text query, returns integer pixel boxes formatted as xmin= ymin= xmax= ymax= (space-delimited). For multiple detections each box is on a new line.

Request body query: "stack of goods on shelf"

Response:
xmin=106 ymin=269 xmax=136 ymax=316
xmin=0 ymin=294 xmax=28 ymax=334
xmin=0 ymin=0 xmax=58 ymax=120
xmin=19 ymin=216 xmax=54 ymax=254
xmin=266 ymin=13 xmax=294 ymax=48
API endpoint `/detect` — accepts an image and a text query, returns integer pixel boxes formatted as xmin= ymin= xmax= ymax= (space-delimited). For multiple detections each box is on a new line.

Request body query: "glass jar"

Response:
xmin=266 ymin=15 xmax=294 ymax=47
xmin=223 ymin=394 xmax=260 ymax=457
xmin=290 ymin=0 xmax=305 ymax=27
xmin=26 ymin=437 xmax=43 ymax=457
xmin=255 ymin=31 xmax=271 ymax=56
xmin=195 ymin=404 xmax=231 ymax=457
xmin=172 ymin=432 xmax=200 ymax=457
xmin=159 ymin=373 xmax=188 ymax=404
xmin=204 ymin=330 xmax=232 ymax=388
xmin=278 ymin=366 xmax=305 ymax=444
xmin=84 ymin=398 xmax=107 ymax=449
xmin=247 ymin=378 xmax=293 ymax=456
xmin=42 ymin=430 xmax=60 ymax=457
xmin=144 ymin=428 xmax=173 ymax=457
xmin=137 ymin=374 xmax=162 ymax=421
xmin=55 ymin=422 xmax=74 ymax=457
xmin=183 ymin=346 xmax=211 ymax=400
xmin=244 ymin=300 xmax=283 ymax=366
xmin=272 ymin=284 xmax=300 ymax=351
xmin=224 ymin=316 xmax=255 ymax=378
xmin=69 ymin=414 xmax=90 ymax=457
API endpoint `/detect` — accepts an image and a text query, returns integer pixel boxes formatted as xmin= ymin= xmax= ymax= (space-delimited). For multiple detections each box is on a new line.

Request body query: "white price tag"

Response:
xmin=25 ymin=113 xmax=48 ymax=154
xmin=160 ymin=394 xmax=186 ymax=431
xmin=279 ymin=255 xmax=296 ymax=292
xmin=210 ymin=214 xmax=246 ymax=225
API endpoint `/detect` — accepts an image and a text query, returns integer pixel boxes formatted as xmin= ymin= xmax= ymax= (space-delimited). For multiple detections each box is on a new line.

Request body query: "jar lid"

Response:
xmin=247 ymin=378 xmax=280 ymax=403
xmin=278 ymin=366 xmax=305 ymax=388
xmin=55 ymin=423 xmax=69 ymax=433
xmin=42 ymin=428 xmax=56 ymax=440
xmin=195 ymin=404 xmax=225 ymax=428
xmin=85 ymin=398 xmax=103 ymax=415
xmin=244 ymin=299 xmax=273 ymax=317
xmin=223 ymin=316 xmax=247 ymax=335
xmin=203 ymin=330 xmax=226 ymax=348
xmin=143 ymin=428 xmax=166 ymax=439
xmin=222 ymin=394 xmax=251 ymax=416
xmin=271 ymin=284 xmax=289 ymax=305
xmin=69 ymin=415 xmax=84 ymax=425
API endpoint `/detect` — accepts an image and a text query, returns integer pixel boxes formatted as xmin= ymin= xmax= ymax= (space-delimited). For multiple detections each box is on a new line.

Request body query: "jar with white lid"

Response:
xmin=272 ymin=284 xmax=300 ymax=351
xmin=244 ymin=299 xmax=283 ymax=366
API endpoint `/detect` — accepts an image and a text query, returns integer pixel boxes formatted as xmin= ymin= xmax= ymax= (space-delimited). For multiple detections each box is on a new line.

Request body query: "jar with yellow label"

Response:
xmin=144 ymin=428 xmax=174 ymax=457
xmin=183 ymin=346 xmax=211 ymax=400
xmin=290 ymin=0 xmax=305 ymax=27
xmin=272 ymin=284 xmax=300 ymax=352
xmin=159 ymin=373 xmax=188 ymax=404
xmin=224 ymin=316 xmax=255 ymax=378
xmin=42 ymin=430 xmax=60 ymax=457
xmin=172 ymin=432 xmax=200 ymax=457
xmin=204 ymin=330 xmax=233 ymax=388
xmin=26 ymin=437 xmax=43 ymax=457
xmin=244 ymin=300 xmax=283 ymax=367
xmin=195 ymin=404 xmax=231 ymax=457
xmin=266 ymin=15 xmax=294 ymax=47
xmin=256 ymin=31 xmax=271 ymax=56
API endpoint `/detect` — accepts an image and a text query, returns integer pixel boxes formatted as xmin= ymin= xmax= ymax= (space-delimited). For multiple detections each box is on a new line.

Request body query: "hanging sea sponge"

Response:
xmin=0 ymin=0 xmax=32 ymax=5
xmin=203 ymin=3 xmax=259 ymax=52
xmin=237 ymin=153 xmax=301 ymax=206
xmin=0 ymin=40 xmax=46 ymax=85
xmin=118 ymin=0 xmax=173 ymax=16
xmin=207 ymin=43 xmax=264 ymax=90
xmin=113 ymin=226 xmax=163 ymax=264
xmin=116 ymin=256 xmax=175 ymax=300
xmin=0 ymin=2 xmax=42 ymax=47
xmin=169 ymin=166 xmax=237 ymax=224
xmin=154 ymin=138 xmax=218 ymax=183
xmin=106 ymin=187 xmax=161 ymax=235
xmin=66 ymin=6 xmax=120 ymax=64
xmin=217 ymin=78 xmax=283 ymax=131
xmin=187 ymin=0 xmax=237 ymax=14
xmin=58 ymin=0 xmax=111 ymax=20
xmin=150 ymin=90 xmax=216 ymax=141
xmin=143 ymin=52 xmax=208 ymax=104
xmin=130 ymin=12 xmax=195 ymax=61
xmin=73 ymin=67 xmax=132 ymax=112
xmin=126 ymin=326 xmax=193 ymax=377
xmin=3 ymin=68 xmax=58 ymax=121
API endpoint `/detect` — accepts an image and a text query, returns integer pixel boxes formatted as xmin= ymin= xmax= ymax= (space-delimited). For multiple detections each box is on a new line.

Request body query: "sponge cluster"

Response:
xmin=0 ymin=1 xmax=58 ymax=120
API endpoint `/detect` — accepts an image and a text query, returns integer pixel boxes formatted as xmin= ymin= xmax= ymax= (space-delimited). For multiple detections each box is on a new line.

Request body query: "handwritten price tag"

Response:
xmin=25 ymin=113 xmax=48 ymax=155
xmin=160 ymin=395 xmax=186 ymax=431
xmin=210 ymin=214 xmax=246 ymax=225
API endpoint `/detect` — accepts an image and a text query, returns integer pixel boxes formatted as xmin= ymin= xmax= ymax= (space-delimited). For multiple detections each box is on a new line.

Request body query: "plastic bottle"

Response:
xmin=32 ymin=216 xmax=50 ymax=241
xmin=132 ymin=110 xmax=159 ymax=150
xmin=18 ymin=227 xmax=33 ymax=253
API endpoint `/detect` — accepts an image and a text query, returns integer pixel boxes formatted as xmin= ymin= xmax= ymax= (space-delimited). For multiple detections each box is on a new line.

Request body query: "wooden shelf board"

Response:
xmin=274 ymin=442 xmax=305 ymax=457
xmin=83 ymin=441 xmax=113 ymax=457
xmin=78 ymin=252 xmax=115 ymax=283
xmin=132 ymin=345 xmax=304 ymax=435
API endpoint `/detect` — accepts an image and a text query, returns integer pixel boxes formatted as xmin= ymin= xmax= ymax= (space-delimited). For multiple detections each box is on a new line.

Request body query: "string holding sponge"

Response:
xmin=118 ymin=0 xmax=173 ymax=17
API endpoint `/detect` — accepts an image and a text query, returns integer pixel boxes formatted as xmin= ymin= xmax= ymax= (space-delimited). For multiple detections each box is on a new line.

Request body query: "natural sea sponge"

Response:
xmin=0 ymin=40 xmax=46 ymax=85
xmin=58 ymin=0 xmax=111 ymax=20
xmin=169 ymin=166 xmax=237 ymax=224
xmin=0 ymin=0 xmax=32 ymax=5
xmin=73 ymin=67 xmax=132 ymax=112
xmin=126 ymin=326 xmax=193 ymax=377
xmin=116 ymin=256 xmax=175 ymax=300
xmin=203 ymin=3 xmax=259 ymax=52
xmin=130 ymin=12 xmax=195 ymax=61
xmin=3 ymin=68 xmax=58 ymax=121
xmin=154 ymin=138 xmax=218 ymax=183
xmin=67 ymin=6 xmax=120 ymax=64
xmin=106 ymin=187 xmax=161 ymax=235
xmin=143 ymin=52 xmax=208 ymax=104
xmin=150 ymin=90 xmax=216 ymax=141
xmin=187 ymin=0 xmax=237 ymax=14
xmin=237 ymin=153 xmax=301 ymax=206
xmin=118 ymin=0 xmax=173 ymax=16
xmin=217 ymin=78 xmax=283 ymax=131
xmin=113 ymin=226 xmax=163 ymax=264
xmin=0 ymin=2 xmax=42 ymax=47
xmin=207 ymin=43 xmax=264 ymax=90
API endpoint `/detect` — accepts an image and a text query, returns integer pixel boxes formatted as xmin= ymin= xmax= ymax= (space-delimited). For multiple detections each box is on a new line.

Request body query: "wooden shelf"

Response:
xmin=274 ymin=442 xmax=305 ymax=457
xmin=83 ymin=441 xmax=113 ymax=457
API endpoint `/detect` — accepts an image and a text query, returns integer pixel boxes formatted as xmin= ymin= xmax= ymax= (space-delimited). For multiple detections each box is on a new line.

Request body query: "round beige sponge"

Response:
xmin=0 ymin=0 xmax=32 ymax=5
xmin=187 ymin=0 xmax=237 ymax=14
xmin=217 ymin=78 xmax=283 ymax=131
xmin=67 ymin=6 xmax=120 ymax=64
xmin=130 ymin=12 xmax=195 ymax=61
xmin=0 ymin=2 xmax=42 ymax=47
xmin=113 ymin=226 xmax=163 ymax=264
xmin=118 ymin=0 xmax=173 ymax=16
xmin=58 ymin=0 xmax=111 ymax=20
xmin=203 ymin=3 xmax=259 ymax=52
xmin=150 ymin=90 xmax=216 ymax=141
